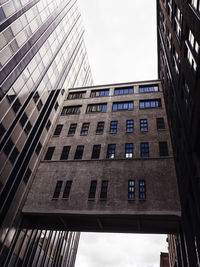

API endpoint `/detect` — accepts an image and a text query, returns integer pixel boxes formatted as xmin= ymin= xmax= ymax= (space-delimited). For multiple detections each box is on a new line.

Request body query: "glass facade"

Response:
xmin=0 ymin=0 xmax=93 ymax=265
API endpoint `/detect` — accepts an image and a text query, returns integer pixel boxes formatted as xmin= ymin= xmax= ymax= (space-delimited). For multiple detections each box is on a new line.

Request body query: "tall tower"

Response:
xmin=157 ymin=0 xmax=200 ymax=266
xmin=0 ymin=0 xmax=93 ymax=266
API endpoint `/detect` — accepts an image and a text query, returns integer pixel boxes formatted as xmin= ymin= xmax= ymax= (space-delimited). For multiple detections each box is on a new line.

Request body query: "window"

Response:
xmin=174 ymin=5 xmax=182 ymax=41
xmin=86 ymin=103 xmax=107 ymax=113
xmin=61 ymin=105 xmax=81 ymax=115
xmin=100 ymin=180 xmax=108 ymax=199
xmin=68 ymin=123 xmax=77 ymax=135
xmin=128 ymin=180 xmax=135 ymax=199
xmin=125 ymin=143 xmax=133 ymax=158
xmin=157 ymin=118 xmax=165 ymax=129
xmin=12 ymin=98 xmax=21 ymax=113
xmin=173 ymin=48 xmax=180 ymax=75
xmin=139 ymin=180 xmax=146 ymax=200
xmin=139 ymin=85 xmax=158 ymax=93
xmin=74 ymin=145 xmax=84 ymax=159
xmin=112 ymin=101 xmax=133 ymax=111
xmin=68 ymin=91 xmax=86 ymax=99
xmin=20 ymin=113 xmax=28 ymax=128
xmin=140 ymin=119 xmax=148 ymax=132
xmin=114 ymin=87 xmax=134 ymax=95
xmin=63 ymin=181 xmax=72 ymax=198
xmin=88 ymin=180 xmax=97 ymax=199
xmin=0 ymin=123 xmax=6 ymax=140
xmin=52 ymin=181 xmax=63 ymax=199
xmin=60 ymin=146 xmax=71 ymax=160
xmin=126 ymin=120 xmax=134 ymax=132
xmin=91 ymin=145 xmax=101 ymax=159
xmin=10 ymin=147 xmax=19 ymax=164
xmin=33 ymin=92 xmax=39 ymax=103
xmin=53 ymin=124 xmax=63 ymax=136
xmin=140 ymin=143 xmax=149 ymax=157
xmin=185 ymin=29 xmax=199 ymax=72
xmin=24 ymin=168 xmax=32 ymax=184
xmin=96 ymin=121 xmax=104 ymax=134
xmin=46 ymin=120 xmax=51 ymax=131
xmin=81 ymin=123 xmax=90 ymax=135
xmin=90 ymin=89 xmax=109 ymax=97
xmin=54 ymin=101 xmax=59 ymax=111
xmin=3 ymin=138 xmax=14 ymax=156
xmin=109 ymin=121 xmax=118 ymax=133
xmin=159 ymin=142 xmax=169 ymax=156
xmin=139 ymin=99 xmax=161 ymax=109
xmin=107 ymin=144 xmax=116 ymax=159
xmin=24 ymin=121 xmax=32 ymax=135
xmin=35 ymin=142 xmax=42 ymax=156
xmin=44 ymin=147 xmax=55 ymax=160
xmin=190 ymin=0 xmax=200 ymax=11
xmin=37 ymin=100 xmax=43 ymax=111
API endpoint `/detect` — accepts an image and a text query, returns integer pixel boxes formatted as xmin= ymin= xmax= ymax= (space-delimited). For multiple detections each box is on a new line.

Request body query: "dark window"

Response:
xmin=68 ymin=91 xmax=86 ymax=99
xmin=91 ymin=145 xmax=101 ymax=159
xmin=86 ymin=103 xmax=107 ymax=113
xmin=46 ymin=120 xmax=51 ymax=131
xmin=90 ymin=89 xmax=109 ymax=97
xmin=24 ymin=168 xmax=32 ymax=184
xmin=60 ymin=146 xmax=70 ymax=160
xmin=24 ymin=121 xmax=32 ymax=135
xmin=140 ymin=142 xmax=149 ymax=157
xmin=54 ymin=101 xmax=59 ymax=111
xmin=61 ymin=105 xmax=81 ymax=115
xmin=128 ymin=180 xmax=135 ymax=199
xmin=139 ymin=85 xmax=159 ymax=93
xmin=139 ymin=180 xmax=146 ymax=200
xmin=114 ymin=87 xmax=134 ymax=95
xmin=100 ymin=180 xmax=108 ymax=199
xmin=81 ymin=123 xmax=90 ymax=135
xmin=53 ymin=181 xmax=63 ymax=199
xmin=139 ymin=99 xmax=161 ymax=109
xmin=140 ymin=119 xmax=148 ymax=132
xmin=3 ymin=138 xmax=14 ymax=156
xmin=109 ymin=121 xmax=118 ymax=133
xmin=74 ymin=145 xmax=84 ymax=159
xmin=20 ymin=113 xmax=28 ymax=128
xmin=88 ymin=180 xmax=97 ymax=199
xmin=126 ymin=120 xmax=134 ymax=132
xmin=12 ymin=98 xmax=21 ymax=113
xmin=125 ymin=143 xmax=133 ymax=158
xmin=112 ymin=101 xmax=133 ymax=111
xmin=53 ymin=124 xmax=63 ymax=136
xmin=10 ymin=147 xmax=19 ymax=164
xmin=96 ymin=121 xmax=104 ymax=134
xmin=7 ymin=94 xmax=16 ymax=103
xmin=157 ymin=118 xmax=165 ymax=129
xmin=37 ymin=100 xmax=43 ymax=111
xmin=68 ymin=123 xmax=77 ymax=135
xmin=107 ymin=144 xmax=116 ymax=159
xmin=63 ymin=181 xmax=72 ymax=198
xmin=44 ymin=147 xmax=55 ymax=160
xmin=0 ymin=123 xmax=6 ymax=140
xmin=159 ymin=142 xmax=169 ymax=156
xmin=33 ymin=92 xmax=40 ymax=103
xmin=35 ymin=142 xmax=42 ymax=156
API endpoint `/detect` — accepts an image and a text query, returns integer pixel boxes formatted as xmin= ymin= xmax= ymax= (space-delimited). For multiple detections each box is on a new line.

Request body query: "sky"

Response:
xmin=75 ymin=1 xmax=167 ymax=267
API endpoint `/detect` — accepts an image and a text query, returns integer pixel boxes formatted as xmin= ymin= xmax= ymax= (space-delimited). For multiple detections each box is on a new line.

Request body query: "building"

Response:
xmin=160 ymin=252 xmax=170 ymax=267
xmin=0 ymin=0 xmax=93 ymax=266
xmin=23 ymin=80 xmax=180 ymax=234
xmin=157 ymin=0 xmax=200 ymax=266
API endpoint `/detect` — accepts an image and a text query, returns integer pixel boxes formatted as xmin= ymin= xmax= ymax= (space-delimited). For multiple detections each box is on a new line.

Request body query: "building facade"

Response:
xmin=23 ymin=80 xmax=180 ymax=234
xmin=157 ymin=0 xmax=200 ymax=266
xmin=0 ymin=0 xmax=93 ymax=266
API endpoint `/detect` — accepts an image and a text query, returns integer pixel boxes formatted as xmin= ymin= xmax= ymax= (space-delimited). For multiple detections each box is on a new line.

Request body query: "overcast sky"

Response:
xmin=75 ymin=1 xmax=167 ymax=267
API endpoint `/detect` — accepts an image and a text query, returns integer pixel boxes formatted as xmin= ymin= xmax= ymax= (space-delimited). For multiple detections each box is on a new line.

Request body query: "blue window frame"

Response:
xmin=140 ymin=119 xmax=148 ymax=132
xmin=107 ymin=144 xmax=116 ymax=159
xmin=110 ymin=121 xmax=118 ymax=133
xmin=140 ymin=142 xmax=149 ymax=157
xmin=90 ymin=89 xmax=109 ymax=97
xmin=139 ymin=99 xmax=161 ymax=109
xmin=139 ymin=180 xmax=146 ymax=200
xmin=126 ymin=120 xmax=134 ymax=132
xmin=87 ymin=103 xmax=107 ymax=113
xmin=112 ymin=101 xmax=133 ymax=111
xmin=139 ymin=85 xmax=158 ymax=93
xmin=125 ymin=143 xmax=133 ymax=158
xmin=128 ymin=180 xmax=135 ymax=199
xmin=114 ymin=87 xmax=134 ymax=95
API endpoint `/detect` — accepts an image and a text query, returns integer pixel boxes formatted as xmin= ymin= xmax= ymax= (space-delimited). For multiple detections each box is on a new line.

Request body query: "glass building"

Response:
xmin=0 ymin=0 xmax=93 ymax=265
